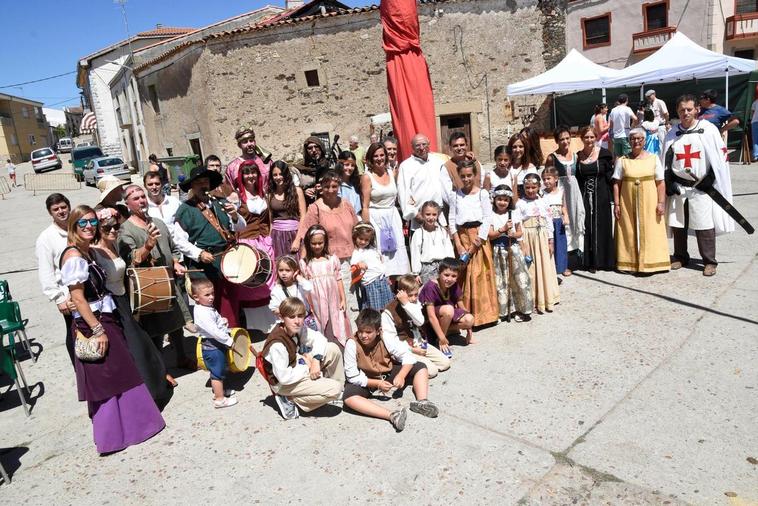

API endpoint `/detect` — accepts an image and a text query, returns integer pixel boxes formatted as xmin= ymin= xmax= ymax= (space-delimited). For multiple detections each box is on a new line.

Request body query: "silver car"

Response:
xmin=31 ymin=147 xmax=62 ymax=173
xmin=83 ymin=156 xmax=131 ymax=185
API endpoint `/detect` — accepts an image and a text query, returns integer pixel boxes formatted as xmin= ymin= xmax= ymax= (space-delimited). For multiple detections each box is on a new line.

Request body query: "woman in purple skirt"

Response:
xmin=268 ymin=160 xmax=306 ymax=260
xmin=60 ymin=205 xmax=164 ymax=455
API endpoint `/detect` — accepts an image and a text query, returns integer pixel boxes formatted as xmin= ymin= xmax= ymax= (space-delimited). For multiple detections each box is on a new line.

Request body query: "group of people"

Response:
xmin=34 ymin=91 xmax=739 ymax=454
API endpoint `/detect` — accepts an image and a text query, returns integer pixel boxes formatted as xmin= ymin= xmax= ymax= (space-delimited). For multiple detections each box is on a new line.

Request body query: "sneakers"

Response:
xmin=410 ymin=400 xmax=439 ymax=418
xmin=213 ymin=396 xmax=238 ymax=408
xmin=703 ymin=264 xmax=717 ymax=277
xmin=224 ymin=389 xmax=236 ymax=397
xmin=389 ymin=407 xmax=407 ymax=432
xmin=275 ymin=394 xmax=300 ymax=420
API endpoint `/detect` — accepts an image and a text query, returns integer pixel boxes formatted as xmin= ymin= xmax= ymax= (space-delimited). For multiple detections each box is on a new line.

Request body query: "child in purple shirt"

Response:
xmin=418 ymin=257 xmax=474 ymax=357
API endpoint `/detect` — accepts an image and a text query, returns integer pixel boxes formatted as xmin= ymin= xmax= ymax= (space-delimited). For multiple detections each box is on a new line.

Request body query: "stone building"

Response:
xmin=567 ymin=0 xmax=758 ymax=69
xmin=132 ymin=0 xmax=564 ymax=164
xmin=76 ymin=26 xmax=195 ymax=158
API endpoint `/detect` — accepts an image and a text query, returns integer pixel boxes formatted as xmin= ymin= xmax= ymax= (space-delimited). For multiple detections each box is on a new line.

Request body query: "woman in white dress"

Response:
xmin=360 ymin=142 xmax=410 ymax=277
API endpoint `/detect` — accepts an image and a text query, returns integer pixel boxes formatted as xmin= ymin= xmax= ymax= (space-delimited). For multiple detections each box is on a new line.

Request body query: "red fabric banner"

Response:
xmin=381 ymin=0 xmax=438 ymax=160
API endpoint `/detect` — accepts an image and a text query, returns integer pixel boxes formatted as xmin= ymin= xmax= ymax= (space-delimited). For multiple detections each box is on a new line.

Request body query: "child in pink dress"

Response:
xmin=299 ymin=225 xmax=351 ymax=346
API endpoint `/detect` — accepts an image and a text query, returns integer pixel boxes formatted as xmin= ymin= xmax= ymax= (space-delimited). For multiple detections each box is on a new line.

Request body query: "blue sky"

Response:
xmin=0 ymin=0 xmax=364 ymax=109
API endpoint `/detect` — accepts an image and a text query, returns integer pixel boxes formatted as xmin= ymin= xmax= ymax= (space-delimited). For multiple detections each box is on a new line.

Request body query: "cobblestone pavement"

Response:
xmin=0 ymin=160 xmax=756 ymax=505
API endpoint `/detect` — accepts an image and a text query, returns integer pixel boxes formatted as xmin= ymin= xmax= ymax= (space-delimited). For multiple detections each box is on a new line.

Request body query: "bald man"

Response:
xmin=349 ymin=135 xmax=366 ymax=174
xmin=396 ymin=133 xmax=446 ymax=231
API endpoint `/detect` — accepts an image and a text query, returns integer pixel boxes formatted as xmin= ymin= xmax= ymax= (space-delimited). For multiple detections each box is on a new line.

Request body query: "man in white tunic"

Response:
xmin=396 ymin=133 xmax=446 ymax=230
xmin=663 ymin=94 xmax=735 ymax=277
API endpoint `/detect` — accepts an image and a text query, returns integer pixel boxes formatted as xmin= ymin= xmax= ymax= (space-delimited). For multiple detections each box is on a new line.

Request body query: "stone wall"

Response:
xmin=137 ymin=0 xmax=557 ymax=163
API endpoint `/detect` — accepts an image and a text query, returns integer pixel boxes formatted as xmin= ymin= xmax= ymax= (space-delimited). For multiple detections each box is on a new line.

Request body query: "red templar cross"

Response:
xmin=675 ymin=144 xmax=701 ymax=169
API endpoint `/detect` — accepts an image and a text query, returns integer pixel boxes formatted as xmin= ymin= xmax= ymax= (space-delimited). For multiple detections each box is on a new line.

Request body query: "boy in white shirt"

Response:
xmin=260 ymin=297 xmax=344 ymax=419
xmin=382 ymin=274 xmax=450 ymax=378
xmin=343 ymin=308 xmax=439 ymax=432
xmin=191 ymin=278 xmax=238 ymax=408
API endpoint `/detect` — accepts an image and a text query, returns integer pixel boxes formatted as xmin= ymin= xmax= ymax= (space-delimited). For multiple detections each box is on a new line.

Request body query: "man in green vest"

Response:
xmin=175 ymin=166 xmax=247 ymax=327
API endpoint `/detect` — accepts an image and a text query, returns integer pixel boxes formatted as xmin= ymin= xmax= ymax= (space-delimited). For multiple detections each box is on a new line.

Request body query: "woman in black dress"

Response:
xmin=575 ymin=126 xmax=616 ymax=272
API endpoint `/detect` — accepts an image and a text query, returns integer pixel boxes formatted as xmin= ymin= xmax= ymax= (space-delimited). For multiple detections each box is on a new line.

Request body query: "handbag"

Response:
xmin=74 ymin=330 xmax=105 ymax=361
xmin=379 ymin=217 xmax=397 ymax=254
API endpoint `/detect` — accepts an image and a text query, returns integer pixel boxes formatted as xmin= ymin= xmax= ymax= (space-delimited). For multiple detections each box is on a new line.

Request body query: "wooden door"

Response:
xmin=440 ymin=113 xmax=473 ymax=152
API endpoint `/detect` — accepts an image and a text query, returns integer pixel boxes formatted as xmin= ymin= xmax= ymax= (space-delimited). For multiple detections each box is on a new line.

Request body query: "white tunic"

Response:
xmin=396 ymin=155 xmax=445 ymax=229
xmin=663 ymin=120 xmax=734 ymax=233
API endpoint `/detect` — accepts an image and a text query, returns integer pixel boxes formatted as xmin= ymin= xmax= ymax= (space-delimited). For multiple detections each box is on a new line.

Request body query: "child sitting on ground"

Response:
xmin=409 ymin=201 xmax=455 ymax=285
xmin=261 ymin=297 xmax=344 ymax=419
xmin=419 ymin=257 xmax=475 ymax=357
xmin=191 ymin=278 xmax=238 ymax=409
xmin=343 ymin=309 xmax=439 ymax=432
xmin=382 ymin=274 xmax=450 ymax=378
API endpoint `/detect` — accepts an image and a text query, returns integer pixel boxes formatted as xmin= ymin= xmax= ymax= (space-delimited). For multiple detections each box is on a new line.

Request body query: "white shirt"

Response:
xmin=440 ymin=163 xmax=486 ymax=205
xmin=491 ymin=209 xmax=524 ymax=242
xmin=609 ymin=104 xmax=636 ymax=138
xmin=381 ymin=301 xmax=425 ymax=350
xmin=396 ymin=155 xmax=445 ymax=229
xmin=649 ymin=97 xmax=669 ymax=124
xmin=409 ymin=225 xmax=455 ymax=273
xmin=350 ymin=247 xmax=385 ymax=285
xmin=516 ymin=198 xmax=555 ymax=239
xmin=6 ymin=162 xmax=16 ymax=175
xmin=265 ymin=327 xmax=329 ymax=386
xmin=35 ymin=223 xmax=69 ymax=304
xmin=344 ymin=334 xmax=417 ymax=387
xmin=148 ymin=195 xmax=198 ymax=259
xmin=486 ymin=169 xmax=512 ymax=190
xmin=447 ymin=188 xmax=492 ymax=241
xmin=612 ymin=155 xmax=664 ymax=181
xmin=268 ymin=278 xmax=313 ymax=315
xmin=60 ymin=256 xmax=117 ymax=315
xmin=193 ymin=304 xmax=234 ymax=347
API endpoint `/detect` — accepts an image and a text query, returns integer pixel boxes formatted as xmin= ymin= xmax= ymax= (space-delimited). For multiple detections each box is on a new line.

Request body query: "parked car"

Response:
xmin=31 ymin=147 xmax=62 ymax=173
xmin=69 ymin=146 xmax=104 ymax=182
xmin=83 ymin=156 xmax=131 ymax=186
xmin=76 ymin=141 xmax=92 ymax=148
xmin=57 ymin=137 xmax=73 ymax=153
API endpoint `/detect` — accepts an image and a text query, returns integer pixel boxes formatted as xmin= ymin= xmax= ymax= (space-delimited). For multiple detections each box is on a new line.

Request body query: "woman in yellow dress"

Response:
xmin=612 ymin=128 xmax=671 ymax=273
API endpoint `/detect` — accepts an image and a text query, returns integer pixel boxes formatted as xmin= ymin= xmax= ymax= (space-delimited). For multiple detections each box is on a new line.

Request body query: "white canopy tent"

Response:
xmin=507 ymin=49 xmax=621 ymax=97
xmin=601 ymin=32 xmax=756 ymax=108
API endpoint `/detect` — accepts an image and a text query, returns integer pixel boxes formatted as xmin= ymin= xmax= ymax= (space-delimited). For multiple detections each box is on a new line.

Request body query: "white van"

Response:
xmin=57 ymin=137 xmax=73 ymax=153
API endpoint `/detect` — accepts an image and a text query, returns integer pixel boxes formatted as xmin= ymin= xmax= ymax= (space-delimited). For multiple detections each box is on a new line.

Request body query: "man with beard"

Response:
xmin=118 ymin=185 xmax=192 ymax=374
xmin=225 ymin=125 xmax=272 ymax=194
xmin=174 ymin=167 xmax=247 ymax=327
xmin=296 ymin=136 xmax=333 ymax=201
xmin=143 ymin=171 xmax=197 ymax=332
xmin=35 ymin=193 xmax=76 ymax=365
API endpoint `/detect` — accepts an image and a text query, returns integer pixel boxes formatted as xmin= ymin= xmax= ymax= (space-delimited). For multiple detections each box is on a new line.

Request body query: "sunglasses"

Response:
xmin=102 ymin=223 xmax=120 ymax=232
xmin=77 ymin=218 xmax=99 ymax=228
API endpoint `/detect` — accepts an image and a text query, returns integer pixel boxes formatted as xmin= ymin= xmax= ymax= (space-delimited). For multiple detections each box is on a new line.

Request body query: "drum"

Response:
xmin=220 ymin=243 xmax=273 ymax=288
xmin=127 ymin=267 xmax=175 ymax=316
xmin=196 ymin=327 xmax=252 ymax=374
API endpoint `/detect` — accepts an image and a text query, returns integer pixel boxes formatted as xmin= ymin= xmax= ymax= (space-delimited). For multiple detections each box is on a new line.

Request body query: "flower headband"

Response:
xmin=308 ymin=228 xmax=327 ymax=237
xmin=492 ymin=188 xmax=513 ymax=198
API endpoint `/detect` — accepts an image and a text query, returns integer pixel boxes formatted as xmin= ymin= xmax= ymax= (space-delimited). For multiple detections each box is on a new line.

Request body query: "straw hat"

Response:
xmin=97 ymin=175 xmax=127 ymax=204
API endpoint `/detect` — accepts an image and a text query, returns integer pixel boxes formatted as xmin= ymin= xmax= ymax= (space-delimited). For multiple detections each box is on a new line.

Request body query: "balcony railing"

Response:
xmin=632 ymin=26 xmax=676 ymax=53
xmin=726 ymin=12 xmax=758 ymax=40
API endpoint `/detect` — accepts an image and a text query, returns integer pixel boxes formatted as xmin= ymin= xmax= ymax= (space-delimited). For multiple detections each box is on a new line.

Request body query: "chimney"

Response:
xmin=286 ymin=0 xmax=304 ymax=9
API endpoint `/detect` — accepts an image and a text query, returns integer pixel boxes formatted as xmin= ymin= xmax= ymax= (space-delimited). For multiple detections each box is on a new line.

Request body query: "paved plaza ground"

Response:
xmin=0 ymin=159 xmax=756 ymax=505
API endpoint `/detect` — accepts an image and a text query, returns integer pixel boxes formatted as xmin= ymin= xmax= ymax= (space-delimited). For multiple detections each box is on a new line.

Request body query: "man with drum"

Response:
xmin=225 ymin=125 xmax=272 ymax=195
xmin=118 ymin=184 xmax=193 ymax=372
xmin=174 ymin=167 xmax=247 ymax=327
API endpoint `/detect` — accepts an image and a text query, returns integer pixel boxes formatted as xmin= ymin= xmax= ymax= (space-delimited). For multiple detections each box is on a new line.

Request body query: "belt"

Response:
xmin=622 ymin=175 xmax=655 ymax=184
xmin=459 ymin=221 xmax=482 ymax=229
